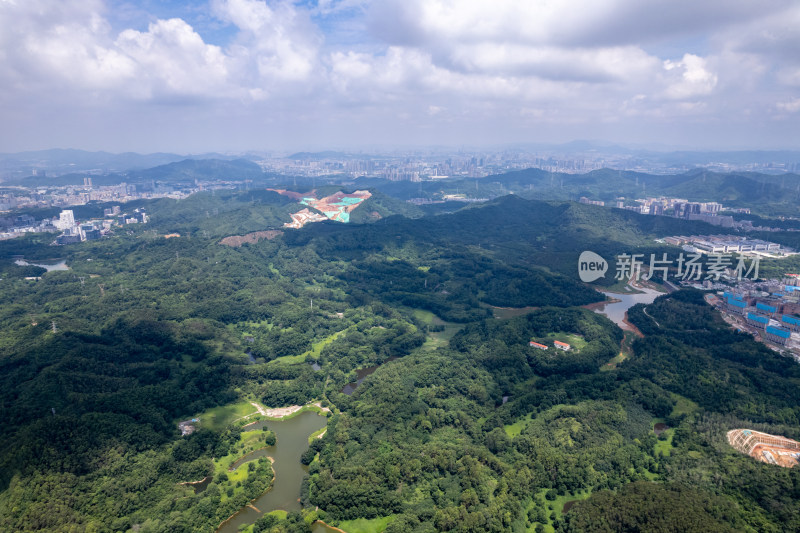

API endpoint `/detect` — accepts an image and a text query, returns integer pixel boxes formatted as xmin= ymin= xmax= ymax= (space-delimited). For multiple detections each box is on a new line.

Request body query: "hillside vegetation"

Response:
xmin=1 ymin=191 xmax=799 ymax=532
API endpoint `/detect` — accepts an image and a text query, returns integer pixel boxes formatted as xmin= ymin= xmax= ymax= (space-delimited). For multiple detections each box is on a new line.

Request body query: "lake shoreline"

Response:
xmin=217 ymin=410 xmax=327 ymax=533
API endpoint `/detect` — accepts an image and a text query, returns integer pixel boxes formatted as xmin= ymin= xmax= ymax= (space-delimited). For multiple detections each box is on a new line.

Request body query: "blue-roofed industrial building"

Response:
xmin=782 ymin=315 xmax=800 ymax=333
xmin=756 ymin=302 xmax=778 ymax=316
xmin=727 ymin=297 xmax=748 ymax=315
xmin=766 ymin=326 xmax=792 ymax=346
xmin=747 ymin=313 xmax=769 ymax=329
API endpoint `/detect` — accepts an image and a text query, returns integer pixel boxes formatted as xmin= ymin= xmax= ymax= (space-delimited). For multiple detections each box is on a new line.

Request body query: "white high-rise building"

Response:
xmin=56 ymin=210 xmax=75 ymax=230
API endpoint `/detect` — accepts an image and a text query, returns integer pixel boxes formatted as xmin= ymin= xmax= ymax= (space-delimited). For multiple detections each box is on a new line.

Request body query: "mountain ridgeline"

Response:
xmin=4 ymin=154 xmax=800 ymax=215
xmin=353 ymin=168 xmax=800 ymax=216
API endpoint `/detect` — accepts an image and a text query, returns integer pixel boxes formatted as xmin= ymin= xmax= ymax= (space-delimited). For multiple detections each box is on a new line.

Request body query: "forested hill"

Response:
xmin=144 ymin=189 xmax=298 ymax=237
xmin=114 ymin=188 xmax=422 ymax=238
xmin=5 ymin=158 xmax=267 ymax=187
xmin=362 ymin=168 xmax=800 ymax=216
xmin=307 ymin=290 xmax=800 ymax=532
xmin=127 ymin=158 xmax=265 ymax=183
xmin=285 ymin=194 xmax=722 ymax=279
xmin=293 ymin=194 xmax=724 ymax=249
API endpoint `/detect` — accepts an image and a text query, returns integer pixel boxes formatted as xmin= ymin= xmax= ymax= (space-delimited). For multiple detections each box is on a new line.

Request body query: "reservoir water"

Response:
xmin=14 ymin=259 xmax=69 ymax=272
xmin=593 ymin=286 xmax=662 ymax=329
xmin=217 ymin=410 xmax=327 ymax=533
xmin=311 ymin=521 xmax=342 ymax=533
xmin=340 ymin=357 xmax=397 ymax=395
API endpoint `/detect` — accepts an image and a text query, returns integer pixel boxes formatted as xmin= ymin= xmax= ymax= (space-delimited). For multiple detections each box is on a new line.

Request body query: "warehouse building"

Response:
xmin=766 ymin=326 xmax=792 ymax=346
xmin=781 ymin=315 xmax=800 ymax=333
xmin=747 ymin=312 xmax=769 ymax=330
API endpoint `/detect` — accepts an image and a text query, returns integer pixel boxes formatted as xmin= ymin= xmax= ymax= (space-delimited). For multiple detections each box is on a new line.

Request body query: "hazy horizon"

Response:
xmin=5 ymin=140 xmax=800 ymax=159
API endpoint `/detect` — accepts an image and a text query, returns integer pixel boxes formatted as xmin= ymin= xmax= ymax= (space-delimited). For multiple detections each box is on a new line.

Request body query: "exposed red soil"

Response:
xmin=219 ymin=230 xmax=283 ymax=247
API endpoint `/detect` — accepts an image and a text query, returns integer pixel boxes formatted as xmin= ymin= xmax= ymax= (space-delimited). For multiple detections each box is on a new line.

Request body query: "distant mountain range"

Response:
xmin=2 ymin=148 xmax=799 ymax=217
xmin=1 ymin=158 xmax=266 ymax=187
xmin=356 ymin=167 xmax=800 ymax=216
xmin=0 ymin=148 xmax=260 ymax=180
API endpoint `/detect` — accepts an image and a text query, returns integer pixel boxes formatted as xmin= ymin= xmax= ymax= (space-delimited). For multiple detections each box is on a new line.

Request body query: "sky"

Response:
xmin=1 ymin=0 xmax=799 ymax=153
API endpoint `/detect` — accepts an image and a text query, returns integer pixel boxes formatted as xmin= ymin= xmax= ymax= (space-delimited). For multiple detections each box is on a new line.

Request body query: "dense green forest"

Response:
xmin=1 ymin=189 xmax=799 ymax=532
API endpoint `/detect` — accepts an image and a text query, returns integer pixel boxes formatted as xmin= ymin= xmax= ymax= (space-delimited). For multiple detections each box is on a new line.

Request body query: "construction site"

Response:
xmin=299 ymin=190 xmax=372 ymax=223
xmin=269 ymin=189 xmax=372 ymax=227
xmin=727 ymin=429 xmax=800 ymax=468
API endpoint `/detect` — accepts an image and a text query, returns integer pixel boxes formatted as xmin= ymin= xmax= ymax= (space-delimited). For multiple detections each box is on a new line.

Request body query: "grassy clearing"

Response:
xmin=670 ymin=393 xmax=699 ymax=417
xmin=336 ymin=516 xmax=396 ymax=533
xmin=527 ymin=488 xmax=593 ymax=531
xmin=601 ymin=331 xmax=635 ymax=371
xmin=655 ymin=429 xmax=675 ymax=457
xmin=504 ymin=413 xmax=532 ymax=438
xmin=420 ymin=325 xmax=461 ymax=351
xmin=602 ymin=279 xmax=644 ymax=294
xmin=303 ymin=329 xmax=350 ymax=360
xmin=548 ymin=489 xmax=592 ymax=520
xmin=268 ymin=328 xmax=350 ymax=365
xmin=643 ymin=392 xmax=697 ymax=460
xmin=308 ymin=427 xmax=327 ymax=444
xmin=542 ymin=332 xmax=587 ymax=350
xmin=411 ymin=308 xmax=437 ymax=324
xmin=238 ymin=320 xmax=274 ymax=335
xmin=234 ymin=509 xmax=287 ymax=533
xmin=411 ymin=308 xmax=463 ymax=351
xmin=194 ymin=401 xmax=258 ymax=431
xmin=491 ymin=306 xmax=539 ymax=319
xmin=642 ymin=469 xmax=659 ymax=481
xmin=210 ymin=425 xmax=276 ymax=503
xmin=215 ymin=430 xmax=273 ymax=486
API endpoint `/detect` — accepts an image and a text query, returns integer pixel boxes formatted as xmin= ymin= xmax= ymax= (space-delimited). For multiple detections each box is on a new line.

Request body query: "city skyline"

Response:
xmin=1 ymin=0 xmax=799 ymax=153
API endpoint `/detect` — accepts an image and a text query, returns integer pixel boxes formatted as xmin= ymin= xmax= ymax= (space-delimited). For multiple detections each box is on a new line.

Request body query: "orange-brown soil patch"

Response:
xmin=219 ymin=230 xmax=283 ymax=247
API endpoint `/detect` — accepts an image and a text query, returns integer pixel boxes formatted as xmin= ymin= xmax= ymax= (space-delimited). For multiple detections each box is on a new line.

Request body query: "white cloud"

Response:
xmin=442 ymin=44 xmax=658 ymax=82
xmin=213 ymin=0 xmax=321 ymax=85
xmin=0 ymin=0 xmax=320 ymax=102
xmin=352 ymin=0 xmax=732 ymax=110
xmin=777 ymin=98 xmax=800 ymax=113
xmin=116 ymin=18 xmax=231 ymax=98
xmin=662 ymin=54 xmax=717 ymax=99
xmin=369 ymin=0 xmax=795 ymax=49
xmin=719 ymin=4 xmax=800 ymax=63
xmin=0 ymin=0 xmax=798 ymax=151
xmin=367 ymin=0 xmax=667 ymax=84
xmin=329 ymin=46 xmax=584 ymax=105
xmin=0 ymin=0 xmax=122 ymax=90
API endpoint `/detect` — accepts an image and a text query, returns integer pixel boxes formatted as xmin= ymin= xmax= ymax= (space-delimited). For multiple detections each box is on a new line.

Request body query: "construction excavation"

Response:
xmin=727 ymin=429 xmax=800 ymax=468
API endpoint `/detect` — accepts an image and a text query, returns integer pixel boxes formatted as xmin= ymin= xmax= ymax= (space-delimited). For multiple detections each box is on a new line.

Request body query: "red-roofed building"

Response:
xmin=529 ymin=341 xmax=548 ymax=350
xmin=553 ymin=340 xmax=571 ymax=351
